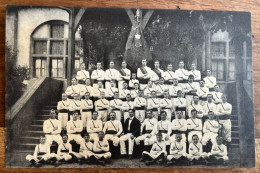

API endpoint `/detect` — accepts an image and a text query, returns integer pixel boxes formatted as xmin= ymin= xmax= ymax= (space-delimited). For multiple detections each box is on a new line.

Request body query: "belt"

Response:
xmin=61 ymin=150 xmax=69 ymax=153
xmin=176 ymin=107 xmax=186 ymax=111
xmin=38 ymin=152 xmax=46 ymax=156
xmin=165 ymin=81 xmax=173 ymax=85
xmin=82 ymin=109 xmax=92 ymax=112
xmin=178 ymin=80 xmax=188 ymax=83
xmin=157 ymin=95 xmax=164 ymax=98
xmin=145 ymin=130 xmax=152 ymax=134
xmin=68 ymin=96 xmax=74 ymax=99
xmin=78 ymin=80 xmax=85 ymax=84
xmin=151 ymin=108 xmax=158 ymax=112
xmin=159 ymin=130 xmax=168 ymax=133
xmin=171 ymin=130 xmax=185 ymax=134
xmin=94 ymin=151 xmax=107 ymax=154
xmin=98 ymin=108 xmax=108 ymax=111
xmin=135 ymin=106 xmax=145 ymax=110
xmin=106 ymin=130 xmax=117 ymax=134
xmin=139 ymin=78 xmax=149 ymax=84
xmin=199 ymin=97 xmax=207 ymax=101
xmin=218 ymin=114 xmax=230 ymax=120
xmin=70 ymin=132 xmax=81 ymax=134
xmin=171 ymin=96 xmax=177 ymax=98
xmin=209 ymin=88 xmax=214 ymax=92
xmin=112 ymin=108 xmax=121 ymax=111
xmin=93 ymin=79 xmax=104 ymax=83
xmin=59 ymin=109 xmax=68 ymax=113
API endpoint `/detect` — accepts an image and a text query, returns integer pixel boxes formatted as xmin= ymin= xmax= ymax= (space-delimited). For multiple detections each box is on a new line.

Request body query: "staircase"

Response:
xmin=14 ymin=101 xmax=58 ymax=153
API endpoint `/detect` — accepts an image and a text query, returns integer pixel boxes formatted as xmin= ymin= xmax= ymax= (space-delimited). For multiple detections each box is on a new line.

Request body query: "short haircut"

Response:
xmin=192 ymin=134 xmax=199 ymax=139
xmin=62 ymin=134 xmax=68 ymax=138
xmin=191 ymin=109 xmax=197 ymax=113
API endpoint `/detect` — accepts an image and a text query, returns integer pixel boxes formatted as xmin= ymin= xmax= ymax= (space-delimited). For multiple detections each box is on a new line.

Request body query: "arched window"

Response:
xmin=31 ymin=20 xmax=83 ymax=78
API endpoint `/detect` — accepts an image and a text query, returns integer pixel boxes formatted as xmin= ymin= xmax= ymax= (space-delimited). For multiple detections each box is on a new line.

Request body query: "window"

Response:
xmin=211 ymin=42 xmax=226 ymax=57
xmin=229 ymin=61 xmax=235 ymax=81
xmin=74 ymin=58 xmax=80 ymax=69
xmin=212 ymin=60 xmax=225 ymax=81
xmin=51 ymin=24 xmax=64 ymax=38
xmin=34 ymin=58 xmax=47 ymax=77
xmin=246 ymin=60 xmax=252 ymax=80
xmin=51 ymin=58 xmax=63 ymax=78
xmin=50 ymin=41 xmax=64 ymax=55
xmin=34 ymin=40 xmax=47 ymax=54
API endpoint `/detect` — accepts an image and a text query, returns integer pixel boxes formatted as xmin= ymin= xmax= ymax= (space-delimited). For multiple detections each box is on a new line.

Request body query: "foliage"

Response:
xmin=6 ymin=44 xmax=28 ymax=109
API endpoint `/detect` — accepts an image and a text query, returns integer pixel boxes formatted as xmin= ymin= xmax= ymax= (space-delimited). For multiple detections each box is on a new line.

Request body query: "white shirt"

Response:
xmin=196 ymin=87 xmax=209 ymax=98
xmin=119 ymin=68 xmax=131 ymax=81
xmin=91 ymin=69 xmax=105 ymax=81
xmin=95 ymin=99 xmax=109 ymax=111
xmin=129 ymin=79 xmax=139 ymax=88
xmin=212 ymin=91 xmax=223 ymax=104
xmin=169 ymin=85 xmax=183 ymax=97
xmin=65 ymin=85 xmax=80 ymax=97
xmin=76 ymin=70 xmax=90 ymax=81
xmin=203 ymin=102 xmax=217 ymax=115
xmin=43 ymin=118 xmax=61 ymax=135
xmin=109 ymin=99 xmax=123 ymax=110
xmin=160 ymin=98 xmax=173 ymax=109
xmin=69 ymin=100 xmax=81 ymax=111
xmin=66 ymin=119 xmax=83 ymax=134
xmin=173 ymin=97 xmax=187 ymax=108
xmin=216 ymin=102 xmax=232 ymax=116
xmin=80 ymin=85 xmax=94 ymax=97
xmin=175 ymin=68 xmax=189 ymax=80
xmin=105 ymin=68 xmax=120 ymax=81
xmin=188 ymin=103 xmax=204 ymax=118
xmin=57 ymin=100 xmax=70 ymax=110
xmin=189 ymin=70 xmax=201 ymax=81
xmin=156 ymin=84 xmax=168 ymax=96
xmin=151 ymin=68 xmax=164 ymax=82
xmin=133 ymin=97 xmax=147 ymax=108
xmin=33 ymin=143 xmax=50 ymax=157
xmin=147 ymin=98 xmax=160 ymax=109
xmin=158 ymin=120 xmax=172 ymax=136
xmin=87 ymin=119 xmax=103 ymax=133
xmin=141 ymin=118 xmax=158 ymax=135
xmin=137 ymin=66 xmax=152 ymax=79
xmin=203 ymin=76 xmax=217 ymax=89
xmin=163 ymin=70 xmax=178 ymax=81
xmin=121 ymin=101 xmax=134 ymax=111
xmin=187 ymin=118 xmax=202 ymax=131
xmin=119 ymin=89 xmax=130 ymax=99
xmin=103 ymin=120 xmax=123 ymax=136
xmin=203 ymin=119 xmax=219 ymax=134
xmin=80 ymin=99 xmax=93 ymax=110
xmin=171 ymin=119 xmax=187 ymax=131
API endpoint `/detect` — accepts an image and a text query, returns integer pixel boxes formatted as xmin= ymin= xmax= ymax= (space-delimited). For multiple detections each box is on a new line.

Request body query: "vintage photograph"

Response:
xmin=5 ymin=5 xmax=255 ymax=168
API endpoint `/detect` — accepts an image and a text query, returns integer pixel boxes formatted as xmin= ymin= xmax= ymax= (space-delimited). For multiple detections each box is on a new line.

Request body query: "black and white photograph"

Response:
xmin=5 ymin=5 xmax=255 ymax=168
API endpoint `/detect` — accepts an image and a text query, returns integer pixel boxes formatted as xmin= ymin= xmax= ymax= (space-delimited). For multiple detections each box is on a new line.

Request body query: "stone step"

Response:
xmin=231 ymin=115 xmax=238 ymax=120
xmin=231 ymin=120 xmax=238 ymax=126
xmin=231 ymin=126 xmax=239 ymax=132
xmin=32 ymin=120 xmax=45 ymax=125
xmin=24 ymin=130 xmax=45 ymax=137
xmin=231 ymin=137 xmax=240 ymax=144
xmin=231 ymin=131 xmax=239 ymax=138
xmin=19 ymin=136 xmax=41 ymax=143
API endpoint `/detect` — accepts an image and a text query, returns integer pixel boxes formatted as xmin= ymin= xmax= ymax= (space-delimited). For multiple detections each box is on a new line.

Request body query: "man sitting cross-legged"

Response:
xmin=26 ymin=136 xmax=57 ymax=167
xmin=74 ymin=133 xmax=94 ymax=164
xmin=207 ymin=136 xmax=228 ymax=165
xmin=90 ymin=131 xmax=111 ymax=166
xmin=55 ymin=134 xmax=73 ymax=163
xmin=140 ymin=133 xmax=167 ymax=166
xmin=119 ymin=109 xmax=141 ymax=159
xmin=166 ymin=134 xmax=187 ymax=166
xmin=187 ymin=134 xmax=208 ymax=165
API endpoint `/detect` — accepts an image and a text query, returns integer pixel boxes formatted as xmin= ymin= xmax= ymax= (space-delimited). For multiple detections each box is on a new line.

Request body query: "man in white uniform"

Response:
xmin=137 ymin=59 xmax=152 ymax=90
xmin=105 ymin=61 xmax=120 ymax=89
xmin=91 ymin=62 xmax=105 ymax=88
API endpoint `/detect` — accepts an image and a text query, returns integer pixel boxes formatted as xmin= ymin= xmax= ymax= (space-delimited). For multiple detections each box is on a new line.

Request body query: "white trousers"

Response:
xmin=202 ymin=132 xmax=218 ymax=145
xmin=119 ymin=133 xmax=135 ymax=155
xmin=98 ymin=110 xmax=108 ymax=123
xmin=167 ymin=153 xmax=187 ymax=160
xmin=58 ymin=113 xmax=68 ymax=129
xmin=104 ymin=134 xmax=120 ymax=146
xmin=219 ymin=119 xmax=231 ymax=142
xmin=81 ymin=111 xmax=92 ymax=128
xmin=68 ymin=134 xmax=84 ymax=144
xmin=45 ymin=134 xmax=62 ymax=145
xmin=135 ymin=134 xmax=153 ymax=145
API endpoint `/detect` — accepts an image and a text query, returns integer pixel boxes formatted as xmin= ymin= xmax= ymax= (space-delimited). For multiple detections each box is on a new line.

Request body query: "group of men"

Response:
xmin=26 ymin=59 xmax=232 ymax=167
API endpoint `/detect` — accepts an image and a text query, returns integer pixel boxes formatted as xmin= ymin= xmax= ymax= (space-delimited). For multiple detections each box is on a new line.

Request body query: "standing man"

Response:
xmin=156 ymin=77 xmax=168 ymax=99
xmin=189 ymin=63 xmax=201 ymax=83
xmin=95 ymin=91 xmax=109 ymax=123
xmin=163 ymin=64 xmax=178 ymax=87
xmin=203 ymin=69 xmax=217 ymax=92
xmin=133 ymin=90 xmax=147 ymax=123
xmin=109 ymin=91 xmax=123 ymax=121
xmin=65 ymin=78 xmax=80 ymax=100
xmin=57 ymin=93 xmax=70 ymax=130
xmin=203 ymin=94 xmax=217 ymax=117
xmin=151 ymin=60 xmax=164 ymax=84
xmin=76 ymin=63 xmax=90 ymax=89
xmin=103 ymin=112 xmax=123 ymax=147
xmin=120 ymin=109 xmax=141 ymax=159
xmin=137 ymin=59 xmax=152 ymax=90
xmin=159 ymin=91 xmax=173 ymax=121
xmin=212 ymin=85 xmax=223 ymax=104
xmin=80 ymin=92 xmax=94 ymax=129
xmin=91 ymin=62 xmax=105 ymax=88
xmin=118 ymin=61 xmax=131 ymax=90
xmin=66 ymin=111 xmax=84 ymax=144
xmin=43 ymin=109 xmax=62 ymax=146
xmin=216 ymin=95 xmax=232 ymax=145
xmin=105 ymin=61 xmax=120 ymax=89
xmin=187 ymin=95 xmax=204 ymax=118
xmin=173 ymin=90 xmax=187 ymax=118
xmin=183 ymin=75 xmax=199 ymax=105
xmin=130 ymin=82 xmax=139 ymax=99
xmin=175 ymin=61 xmax=189 ymax=86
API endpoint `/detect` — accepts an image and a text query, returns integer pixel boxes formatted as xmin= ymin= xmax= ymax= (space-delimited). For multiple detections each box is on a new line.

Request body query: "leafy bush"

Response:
xmin=6 ymin=43 xmax=28 ymax=109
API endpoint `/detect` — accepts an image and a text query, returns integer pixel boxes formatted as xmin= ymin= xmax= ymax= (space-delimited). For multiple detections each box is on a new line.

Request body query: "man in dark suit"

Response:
xmin=119 ymin=109 xmax=141 ymax=159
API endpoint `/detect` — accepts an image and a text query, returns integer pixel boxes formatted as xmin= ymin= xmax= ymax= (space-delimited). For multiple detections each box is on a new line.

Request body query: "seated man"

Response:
xmin=91 ymin=131 xmax=111 ymax=165
xmin=143 ymin=80 xmax=156 ymax=98
xmin=203 ymin=94 xmax=217 ymax=118
xmin=167 ymin=134 xmax=187 ymax=165
xmin=87 ymin=111 xmax=103 ymax=142
xmin=66 ymin=111 xmax=84 ymax=144
xmin=135 ymin=110 xmax=158 ymax=148
xmin=57 ymin=93 xmax=70 ymax=130
xmin=156 ymin=77 xmax=168 ymax=98
xmin=170 ymin=111 xmax=187 ymax=143
xmin=169 ymin=79 xmax=182 ymax=99
xmin=183 ymin=75 xmax=199 ymax=105
xmin=43 ymin=109 xmax=62 ymax=146
xmin=26 ymin=136 xmax=56 ymax=166
xmin=187 ymin=109 xmax=203 ymax=143
xmin=119 ymin=82 xmax=130 ymax=101
xmin=103 ymin=111 xmax=123 ymax=147
xmin=120 ymin=109 xmax=141 ymax=159
xmin=76 ymin=133 xmax=94 ymax=164
xmin=140 ymin=133 xmax=167 ymax=166
xmin=202 ymin=111 xmax=219 ymax=151
xmin=55 ymin=134 xmax=73 ymax=163
xmin=196 ymin=80 xmax=209 ymax=106
xmin=80 ymin=91 xmax=93 ymax=129
xmin=106 ymin=80 xmax=118 ymax=101
xmin=130 ymin=82 xmax=139 ymax=99
xmin=147 ymin=111 xmax=171 ymax=146
xmin=187 ymin=134 xmax=208 ymax=164
xmin=207 ymin=136 xmax=228 ymax=164
xmin=92 ymin=81 xmax=106 ymax=100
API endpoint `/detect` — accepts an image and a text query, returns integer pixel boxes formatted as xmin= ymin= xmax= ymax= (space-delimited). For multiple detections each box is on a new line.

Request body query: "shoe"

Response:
xmin=29 ymin=159 xmax=36 ymax=165
xmin=145 ymin=161 xmax=154 ymax=166
xmin=128 ymin=155 xmax=133 ymax=160
xmin=98 ymin=160 xmax=106 ymax=166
